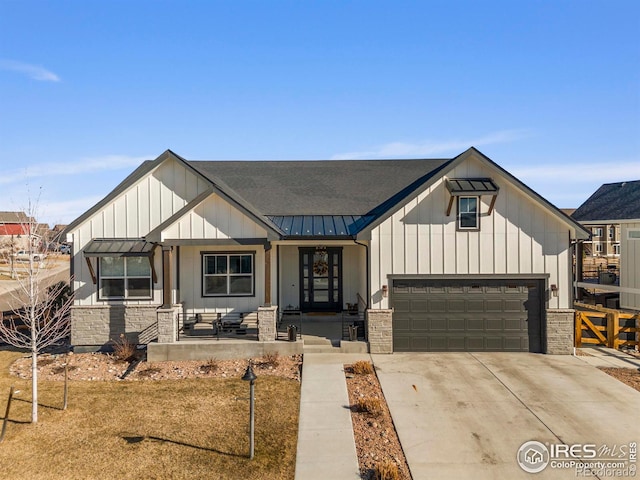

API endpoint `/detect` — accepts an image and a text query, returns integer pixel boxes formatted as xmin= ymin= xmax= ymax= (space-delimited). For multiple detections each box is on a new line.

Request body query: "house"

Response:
xmin=572 ymin=180 xmax=640 ymax=311
xmin=0 ymin=211 xmax=41 ymax=253
xmin=63 ymin=147 xmax=588 ymax=358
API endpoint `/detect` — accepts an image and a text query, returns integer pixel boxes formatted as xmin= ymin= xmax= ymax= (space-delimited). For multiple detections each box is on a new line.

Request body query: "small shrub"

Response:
xmin=263 ymin=352 xmax=280 ymax=367
xmin=52 ymin=364 xmax=78 ymax=375
xmin=201 ymin=357 xmax=219 ymax=373
xmin=373 ymin=459 xmax=400 ymax=480
xmin=352 ymin=360 xmax=374 ymax=375
xmin=111 ymin=334 xmax=137 ymax=362
xmin=355 ymin=397 xmax=383 ymax=417
xmin=137 ymin=367 xmax=162 ymax=378
xmin=37 ymin=357 xmax=56 ymax=367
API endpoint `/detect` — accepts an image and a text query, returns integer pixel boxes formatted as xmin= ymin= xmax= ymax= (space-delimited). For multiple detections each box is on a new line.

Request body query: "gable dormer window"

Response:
xmin=458 ymin=196 xmax=479 ymax=230
xmin=445 ymin=178 xmax=499 ymax=231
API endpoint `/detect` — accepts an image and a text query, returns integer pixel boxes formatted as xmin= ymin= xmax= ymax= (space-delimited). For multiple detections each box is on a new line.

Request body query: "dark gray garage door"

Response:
xmin=391 ymin=278 xmax=544 ymax=352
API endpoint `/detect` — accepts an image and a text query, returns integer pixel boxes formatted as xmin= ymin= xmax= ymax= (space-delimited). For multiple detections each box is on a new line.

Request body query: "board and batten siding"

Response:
xmin=69 ymin=157 xmax=210 ymax=306
xmin=160 ymin=192 xmax=268 ymax=240
xmin=621 ymin=222 xmax=640 ymax=310
xmin=369 ymin=156 xmax=573 ymax=309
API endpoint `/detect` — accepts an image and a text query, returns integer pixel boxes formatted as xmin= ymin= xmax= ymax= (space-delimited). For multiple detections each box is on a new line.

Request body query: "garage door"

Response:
xmin=391 ymin=278 xmax=544 ymax=352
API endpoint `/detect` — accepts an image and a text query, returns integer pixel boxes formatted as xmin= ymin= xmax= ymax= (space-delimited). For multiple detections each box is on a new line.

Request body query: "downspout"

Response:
xmin=353 ymin=239 xmax=370 ymax=309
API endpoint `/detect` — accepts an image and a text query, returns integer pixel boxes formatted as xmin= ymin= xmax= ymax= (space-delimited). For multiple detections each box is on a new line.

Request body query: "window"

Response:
xmin=458 ymin=196 xmax=479 ymax=229
xmin=613 ymin=244 xmax=620 ymax=255
xmin=595 ymin=243 xmax=603 ymax=254
xmin=593 ymin=227 xmax=603 ymax=237
xmin=99 ymin=256 xmax=152 ymax=299
xmin=608 ymin=226 xmax=615 ymax=239
xmin=202 ymin=253 xmax=254 ymax=296
xmin=629 ymin=229 xmax=640 ymax=240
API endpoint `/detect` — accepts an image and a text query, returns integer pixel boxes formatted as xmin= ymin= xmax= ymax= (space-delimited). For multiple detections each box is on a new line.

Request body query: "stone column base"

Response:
xmin=546 ymin=309 xmax=574 ymax=355
xmin=367 ymin=309 xmax=393 ymax=354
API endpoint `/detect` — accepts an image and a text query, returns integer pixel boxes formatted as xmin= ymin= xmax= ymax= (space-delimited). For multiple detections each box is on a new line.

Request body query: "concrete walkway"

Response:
xmin=575 ymin=346 xmax=640 ymax=368
xmin=295 ymin=353 xmax=370 ymax=480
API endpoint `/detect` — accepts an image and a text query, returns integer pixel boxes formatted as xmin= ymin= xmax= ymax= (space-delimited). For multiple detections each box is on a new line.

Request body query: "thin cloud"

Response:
xmin=0 ymin=59 xmax=61 ymax=82
xmin=39 ymin=196 xmax=105 ymax=226
xmin=511 ymin=160 xmax=640 ymax=184
xmin=0 ymin=154 xmax=150 ymax=185
xmin=331 ymin=129 xmax=532 ymax=160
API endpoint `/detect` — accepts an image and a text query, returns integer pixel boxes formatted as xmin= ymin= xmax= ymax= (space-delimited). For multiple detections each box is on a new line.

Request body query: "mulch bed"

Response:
xmin=345 ymin=363 xmax=412 ymax=480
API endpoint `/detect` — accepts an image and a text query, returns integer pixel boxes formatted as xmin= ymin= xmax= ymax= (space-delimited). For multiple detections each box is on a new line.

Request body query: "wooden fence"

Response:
xmin=574 ymin=302 xmax=639 ymax=349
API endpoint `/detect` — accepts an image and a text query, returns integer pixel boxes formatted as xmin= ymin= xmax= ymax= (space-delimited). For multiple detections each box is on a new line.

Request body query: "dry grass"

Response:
xmin=262 ymin=352 xmax=280 ymax=368
xmin=352 ymin=360 xmax=374 ymax=375
xmin=0 ymin=350 xmax=300 ymax=479
xmin=200 ymin=357 xmax=219 ymax=373
xmin=373 ymin=459 xmax=401 ymax=480
xmin=354 ymin=397 xmax=383 ymax=417
xmin=110 ymin=334 xmax=137 ymax=362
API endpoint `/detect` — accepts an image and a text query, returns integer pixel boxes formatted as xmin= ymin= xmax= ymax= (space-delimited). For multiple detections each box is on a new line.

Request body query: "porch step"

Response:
xmin=302 ymin=335 xmax=369 ymax=354
xmin=303 ymin=344 xmax=342 ymax=354
xmin=301 ymin=335 xmax=334 ymax=346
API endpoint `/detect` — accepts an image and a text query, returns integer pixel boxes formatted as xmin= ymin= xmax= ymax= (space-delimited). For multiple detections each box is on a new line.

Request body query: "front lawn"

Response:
xmin=0 ymin=350 xmax=300 ymax=480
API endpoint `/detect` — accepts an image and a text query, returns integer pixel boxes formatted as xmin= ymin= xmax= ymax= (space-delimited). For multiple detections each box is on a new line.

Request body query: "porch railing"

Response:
xmin=176 ymin=311 xmax=258 ymax=341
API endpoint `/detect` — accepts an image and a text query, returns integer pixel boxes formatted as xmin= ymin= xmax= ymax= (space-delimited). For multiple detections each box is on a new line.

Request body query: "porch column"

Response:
xmin=264 ymin=243 xmax=272 ymax=305
xmin=162 ymin=246 xmax=172 ymax=308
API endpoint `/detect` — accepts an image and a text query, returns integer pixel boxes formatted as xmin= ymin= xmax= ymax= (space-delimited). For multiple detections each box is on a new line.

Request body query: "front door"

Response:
xmin=299 ymin=247 xmax=343 ymax=312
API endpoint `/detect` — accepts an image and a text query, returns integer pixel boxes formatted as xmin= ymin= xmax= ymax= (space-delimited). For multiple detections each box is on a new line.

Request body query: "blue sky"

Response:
xmin=1 ymin=0 xmax=639 ymax=227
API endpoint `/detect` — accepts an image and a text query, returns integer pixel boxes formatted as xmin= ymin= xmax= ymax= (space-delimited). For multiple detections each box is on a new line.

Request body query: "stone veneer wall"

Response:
xmin=258 ymin=305 xmax=278 ymax=341
xmin=71 ymin=304 xmax=159 ymax=347
xmin=367 ymin=309 xmax=393 ymax=354
xmin=545 ymin=309 xmax=574 ymax=354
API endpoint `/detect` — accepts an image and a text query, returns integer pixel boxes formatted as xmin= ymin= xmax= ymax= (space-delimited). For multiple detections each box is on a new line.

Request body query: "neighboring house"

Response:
xmin=572 ymin=180 xmax=640 ymax=311
xmin=63 ymin=147 xmax=588 ymax=356
xmin=0 ymin=211 xmax=41 ymax=252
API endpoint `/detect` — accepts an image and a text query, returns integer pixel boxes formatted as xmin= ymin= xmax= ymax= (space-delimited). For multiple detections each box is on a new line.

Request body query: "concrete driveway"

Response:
xmin=373 ymin=353 xmax=640 ymax=479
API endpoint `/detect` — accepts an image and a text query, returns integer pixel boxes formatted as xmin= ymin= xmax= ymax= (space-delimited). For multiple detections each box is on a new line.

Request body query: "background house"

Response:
xmin=573 ymin=180 xmax=640 ymax=311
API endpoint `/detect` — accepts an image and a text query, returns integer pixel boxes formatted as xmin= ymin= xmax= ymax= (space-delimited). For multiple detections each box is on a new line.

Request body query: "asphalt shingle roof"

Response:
xmin=572 ymin=180 xmax=640 ymax=222
xmin=186 ymin=159 xmax=451 ymax=216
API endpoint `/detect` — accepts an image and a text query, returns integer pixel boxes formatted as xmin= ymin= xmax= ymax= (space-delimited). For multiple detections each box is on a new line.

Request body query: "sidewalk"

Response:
xmin=575 ymin=346 xmax=640 ymax=369
xmin=295 ymin=353 xmax=370 ymax=480
xmin=0 ymin=258 xmax=70 ymax=312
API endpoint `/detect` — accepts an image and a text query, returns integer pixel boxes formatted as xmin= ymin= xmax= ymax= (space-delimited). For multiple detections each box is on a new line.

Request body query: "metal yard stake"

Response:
xmin=241 ymin=360 xmax=257 ymax=459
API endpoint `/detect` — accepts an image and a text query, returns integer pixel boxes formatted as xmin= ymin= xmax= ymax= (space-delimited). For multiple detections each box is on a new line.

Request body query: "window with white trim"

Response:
xmin=457 ymin=196 xmax=479 ymax=230
xmin=99 ymin=256 xmax=152 ymax=299
xmin=608 ymin=226 xmax=615 ymax=239
xmin=613 ymin=244 xmax=620 ymax=255
xmin=202 ymin=253 xmax=254 ymax=296
xmin=593 ymin=227 xmax=603 ymax=237
xmin=595 ymin=243 xmax=603 ymax=254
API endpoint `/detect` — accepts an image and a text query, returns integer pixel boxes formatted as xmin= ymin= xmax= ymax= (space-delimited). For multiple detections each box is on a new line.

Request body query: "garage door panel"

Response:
xmin=467 ymin=299 xmax=485 ymax=312
xmin=466 ymin=318 xmax=484 ymax=331
xmin=485 ymin=318 xmax=505 ymax=331
xmin=391 ymin=277 xmax=543 ymax=353
xmin=430 ymin=318 xmax=448 ymax=331
xmin=447 ymin=300 xmax=465 ymax=312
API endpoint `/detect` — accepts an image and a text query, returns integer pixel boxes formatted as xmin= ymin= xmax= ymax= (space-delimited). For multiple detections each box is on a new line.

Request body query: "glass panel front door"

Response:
xmin=299 ymin=247 xmax=342 ymax=312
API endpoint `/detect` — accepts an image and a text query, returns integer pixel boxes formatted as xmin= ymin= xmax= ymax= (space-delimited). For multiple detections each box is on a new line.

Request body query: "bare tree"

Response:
xmin=0 ymin=202 xmax=73 ymax=423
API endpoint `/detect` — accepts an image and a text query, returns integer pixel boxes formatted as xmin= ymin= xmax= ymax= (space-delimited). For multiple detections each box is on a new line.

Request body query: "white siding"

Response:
xmin=621 ymin=222 xmax=640 ymax=310
xmin=69 ymin=157 xmax=210 ymax=305
xmin=369 ymin=154 xmax=574 ymax=309
xmin=178 ymin=245 xmax=265 ymax=313
xmin=161 ymin=192 xmax=267 ymax=241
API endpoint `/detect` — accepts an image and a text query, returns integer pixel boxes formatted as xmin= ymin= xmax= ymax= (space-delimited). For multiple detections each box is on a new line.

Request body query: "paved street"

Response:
xmin=0 ymin=257 xmax=70 ymax=312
